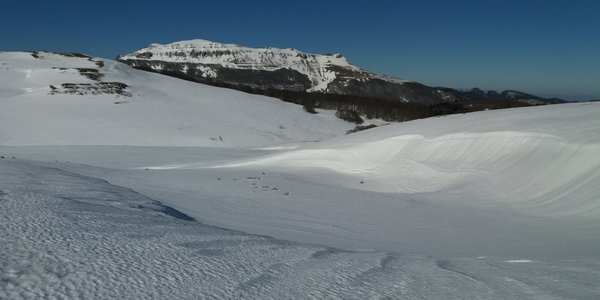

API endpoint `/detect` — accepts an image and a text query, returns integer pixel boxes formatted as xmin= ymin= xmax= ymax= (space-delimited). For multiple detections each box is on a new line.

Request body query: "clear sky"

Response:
xmin=1 ymin=0 xmax=599 ymax=100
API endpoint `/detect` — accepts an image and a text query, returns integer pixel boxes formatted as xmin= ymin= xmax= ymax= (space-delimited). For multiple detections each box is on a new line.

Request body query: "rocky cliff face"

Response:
xmin=117 ymin=39 xmax=455 ymax=105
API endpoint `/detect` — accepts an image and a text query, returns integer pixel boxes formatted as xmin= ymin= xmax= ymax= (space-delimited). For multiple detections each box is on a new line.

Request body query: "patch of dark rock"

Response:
xmin=76 ymin=68 xmax=103 ymax=81
xmin=346 ymin=124 xmax=378 ymax=134
xmin=50 ymin=82 xmax=131 ymax=97
xmin=57 ymin=52 xmax=92 ymax=59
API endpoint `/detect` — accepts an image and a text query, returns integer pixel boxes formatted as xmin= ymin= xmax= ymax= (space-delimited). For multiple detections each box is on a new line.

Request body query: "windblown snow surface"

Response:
xmin=2 ymin=52 xmax=600 ymax=299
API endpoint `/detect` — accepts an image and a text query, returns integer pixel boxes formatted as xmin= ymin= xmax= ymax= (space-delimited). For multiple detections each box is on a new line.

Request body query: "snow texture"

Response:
xmin=2 ymin=159 xmax=599 ymax=299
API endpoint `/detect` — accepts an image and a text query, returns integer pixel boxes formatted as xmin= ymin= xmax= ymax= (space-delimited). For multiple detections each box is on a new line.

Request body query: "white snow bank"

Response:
xmin=208 ymin=102 xmax=600 ymax=218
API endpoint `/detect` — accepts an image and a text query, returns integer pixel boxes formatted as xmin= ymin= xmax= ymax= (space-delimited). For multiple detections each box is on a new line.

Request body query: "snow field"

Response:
xmin=2 ymin=159 xmax=599 ymax=299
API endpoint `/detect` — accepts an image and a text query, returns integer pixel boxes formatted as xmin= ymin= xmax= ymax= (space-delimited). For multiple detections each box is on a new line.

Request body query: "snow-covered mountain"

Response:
xmin=117 ymin=39 xmax=455 ymax=104
xmin=117 ymin=39 xmax=569 ymax=109
xmin=0 ymin=51 xmax=354 ymax=146
xmin=120 ymin=39 xmax=362 ymax=92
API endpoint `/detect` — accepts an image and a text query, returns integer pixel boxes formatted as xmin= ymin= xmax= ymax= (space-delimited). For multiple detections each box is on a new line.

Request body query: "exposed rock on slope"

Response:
xmin=117 ymin=39 xmax=455 ymax=105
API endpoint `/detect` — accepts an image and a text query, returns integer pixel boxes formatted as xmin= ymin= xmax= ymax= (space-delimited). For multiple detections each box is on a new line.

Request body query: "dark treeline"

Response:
xmin=214 ymin=82 xmax=531 ymax=123
xmin=131 ymin=65 xmax=531 ymax=123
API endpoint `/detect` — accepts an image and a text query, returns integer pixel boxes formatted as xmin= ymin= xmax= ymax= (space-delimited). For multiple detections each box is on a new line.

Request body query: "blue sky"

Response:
xmin=1 ymin=0 xmax=598 ymax=100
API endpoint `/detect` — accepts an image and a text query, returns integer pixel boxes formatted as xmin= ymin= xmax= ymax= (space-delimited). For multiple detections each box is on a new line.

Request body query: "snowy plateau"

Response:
xmin=1 ymin=51 xmax=600 ymax=299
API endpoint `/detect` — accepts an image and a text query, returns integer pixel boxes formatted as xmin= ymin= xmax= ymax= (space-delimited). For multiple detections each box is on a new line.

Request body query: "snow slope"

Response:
xmin=212 ymin=102 xmax=600 ymax=218
xmin=0 ymin=51 xmax=352 ymax=146
xmin=3 ymin=159 xmax=598 ymax=299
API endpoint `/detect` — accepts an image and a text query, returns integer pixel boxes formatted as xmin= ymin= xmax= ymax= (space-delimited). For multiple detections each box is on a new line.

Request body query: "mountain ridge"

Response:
xmin=117 ymin=39 xmax=568 ymax=109
xmin=117 ymin=39 xmax=458 ymax=105
xmin=118 ymin=39 xmax=399 ymax=92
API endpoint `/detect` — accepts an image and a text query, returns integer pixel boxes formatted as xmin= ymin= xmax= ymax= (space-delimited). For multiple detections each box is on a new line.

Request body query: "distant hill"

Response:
xmin=118 ymin=39 xmax=568 ymax=122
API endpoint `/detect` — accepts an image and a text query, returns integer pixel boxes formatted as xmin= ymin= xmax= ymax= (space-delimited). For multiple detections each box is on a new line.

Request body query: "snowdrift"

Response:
xmin=210 ymin=102 xmax=600 ymax=218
